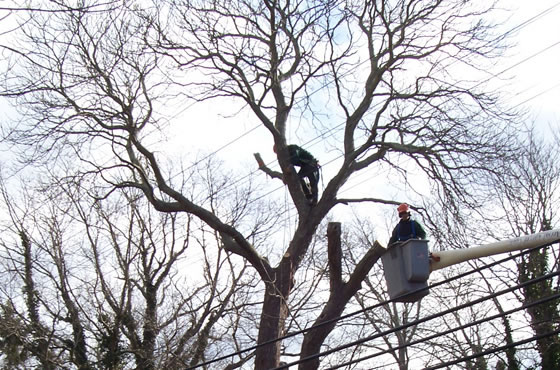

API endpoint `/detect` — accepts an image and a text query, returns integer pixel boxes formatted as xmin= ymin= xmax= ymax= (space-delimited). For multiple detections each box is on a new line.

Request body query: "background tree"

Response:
xmin=488 ymin=127 xmax=560 ymax=369
xmin=1 ymin=0 xmax=526 ymax=368
xmin=419 ymin=125 xmax=560 ymax=369
xmin=0 ymin=167 xmax=259 ymax=369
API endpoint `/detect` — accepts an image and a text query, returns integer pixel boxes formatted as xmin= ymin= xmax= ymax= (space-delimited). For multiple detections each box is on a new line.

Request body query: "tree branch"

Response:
xmin=327 ymin=222 xmax=343 ymax=291
xmin=253 ymin=152 xmax=283 ymax=180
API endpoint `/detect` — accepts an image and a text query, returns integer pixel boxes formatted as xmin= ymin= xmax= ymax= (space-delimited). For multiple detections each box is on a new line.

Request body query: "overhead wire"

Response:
xmin=160 ymin=0 xmax=560 ymax=199
xmin=329 ymin=283 xmax=560 ymax=369
xmin=187 ymin=240 xmax=560 ymax=369
xmin=425 ymin=327 xmax=560 ymax=370
xmin=275 ymin=267 xmax=560 ymax=369
xmin=514 ymin=80 xmax=560 ymax=107
xmin=492 ymin=39 xmax=560 ymax=80
xmin=364 ymin=324 xmax=560 ymax=370
xmin=180 ymin=3 xmax=560 ymax=368
xmin=502 ymin=2 xmax=560 ymax=36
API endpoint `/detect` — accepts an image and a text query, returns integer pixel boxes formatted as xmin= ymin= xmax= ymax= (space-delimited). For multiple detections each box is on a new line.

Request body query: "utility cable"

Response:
xmin=275 ymin=269 xmax=560 ymax=369
xmin=502 ymin=2 xmax=560 ymax=37
xmin=490 ymin=39 xmax=560 ymax=83
xmin=187 ymin=241 xmax=558 ymax=369
xmin=330 ymin=290 xmax=560 ymax=369
xmin=425 ymin=327 xmax=560 ymax=370
xmin=514 ymin=80 xmax=560 ymax=107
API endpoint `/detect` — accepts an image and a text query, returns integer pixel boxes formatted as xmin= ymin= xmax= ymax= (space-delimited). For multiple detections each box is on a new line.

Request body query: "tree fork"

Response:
xmin=298 ymin=223 xmax=385 ymax=370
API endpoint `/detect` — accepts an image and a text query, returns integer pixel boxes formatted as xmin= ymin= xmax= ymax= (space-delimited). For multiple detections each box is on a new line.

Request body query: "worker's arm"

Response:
xmin=415 ymin=221 xmax=427 ymax=239
xmin=388 ymin=226 xmax=398 ymax=246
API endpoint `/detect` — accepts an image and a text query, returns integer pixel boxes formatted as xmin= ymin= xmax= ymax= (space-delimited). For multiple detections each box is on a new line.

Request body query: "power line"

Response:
xmin=502 ymin=2 xmax=560 ymax=37
xmin=162 ymin=1 xmax=560 ymax=195
xmin=187 ymin=241 xmax=559 ymax=369
xmin=277 ymin=268 xmax=560 ymax=369
xmin=425 ymin=328 xmax=560 ymax=370
xmin=490 ymin=39 xmax=560 ymax=82
xmin=330 ymin=289 xmax=560 ymax=369
xmin=514 ymin=80 xmax=560 ymax=107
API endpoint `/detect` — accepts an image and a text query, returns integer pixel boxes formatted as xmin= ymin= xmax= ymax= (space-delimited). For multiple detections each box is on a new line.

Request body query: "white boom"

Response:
xmin=430 ymin=229 xmax=560 ymax=272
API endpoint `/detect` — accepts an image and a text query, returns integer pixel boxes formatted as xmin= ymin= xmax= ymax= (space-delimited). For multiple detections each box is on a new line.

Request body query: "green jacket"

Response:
xmin=287 ymin=145 xmax=317 ymax=167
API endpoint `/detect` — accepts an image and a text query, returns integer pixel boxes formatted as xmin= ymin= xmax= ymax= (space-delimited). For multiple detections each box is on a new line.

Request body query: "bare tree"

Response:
xmin=355 ymin=277 xmax=422 ymax=370
xmin=488 ymin=127 xmax=560 ymax=369
xmin=0 ymin=1 xmax=524 ymax=368
xmin=419 ymin=125 xmax=560 ymax=369
xmin=0 ymin=169 xmax=258 ymax=369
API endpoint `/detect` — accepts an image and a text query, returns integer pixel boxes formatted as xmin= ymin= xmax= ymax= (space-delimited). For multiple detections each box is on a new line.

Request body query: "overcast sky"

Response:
xmin=1 ymin=1 xmax=558 ymax=184
xmin=498 ymin=1 xmax=560 ymax=126
xmin=0 ymin=1 xmax=557 ymax=247
xmin=1 ymin=1 xmax=558 ymax=148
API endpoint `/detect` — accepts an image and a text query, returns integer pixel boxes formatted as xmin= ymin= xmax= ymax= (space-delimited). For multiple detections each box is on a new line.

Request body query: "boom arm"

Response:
xmin=430 ymin=229 xmax=560 ymax=272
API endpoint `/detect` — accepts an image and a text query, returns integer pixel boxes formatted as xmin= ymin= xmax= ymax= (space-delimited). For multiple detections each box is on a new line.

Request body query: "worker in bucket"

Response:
xmin=388 ymin=203 xmax=426 ymax=246
xmin=274 ymin=144 xmax=320 ymax=206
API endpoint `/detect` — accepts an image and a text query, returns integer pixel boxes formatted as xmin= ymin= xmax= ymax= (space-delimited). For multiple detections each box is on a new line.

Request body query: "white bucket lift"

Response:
xmin=382 ymin=229 xmax=560 ymax=303
xmin=382 ymin=239 xmax=430 ymax=302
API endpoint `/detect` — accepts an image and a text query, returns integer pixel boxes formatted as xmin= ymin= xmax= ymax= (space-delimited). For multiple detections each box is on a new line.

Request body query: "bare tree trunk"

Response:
xmin=476 ymin=271 xmax=521 ymax=370
xmin=493 ymin=299 xmax=520 ymax=370
xmin=255 ymin=259 xmax=294 ymax=369
xmin=59 ymin=277 xmax=90 ymax=370
xmin=52 ymin=235 xmax=91 ymax=370
xmin=299 ymin=223 xmax=385 ymax=370
xmin=20 ymin=230 xmax=57 ymax=370
xmin=519 ymin=247 xmax=560 ymax=369
xmin=141 ymin=283 xmax=158 ymax=370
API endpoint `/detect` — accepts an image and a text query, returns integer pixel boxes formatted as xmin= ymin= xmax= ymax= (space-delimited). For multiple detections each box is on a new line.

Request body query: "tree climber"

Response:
xmin=388 ymin=203 xmax=427 ymax=246
xmin=274 ymin=144 xmax=320 ymax=206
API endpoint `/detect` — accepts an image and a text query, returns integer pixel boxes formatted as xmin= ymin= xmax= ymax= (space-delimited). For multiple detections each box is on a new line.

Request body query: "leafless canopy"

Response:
xmin=0 ymin=0 xmax=527 ymax=368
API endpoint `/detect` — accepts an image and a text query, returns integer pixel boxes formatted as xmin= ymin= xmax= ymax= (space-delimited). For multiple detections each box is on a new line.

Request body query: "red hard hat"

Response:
xmin=397 ymin=203 xmax=409 ymax=213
